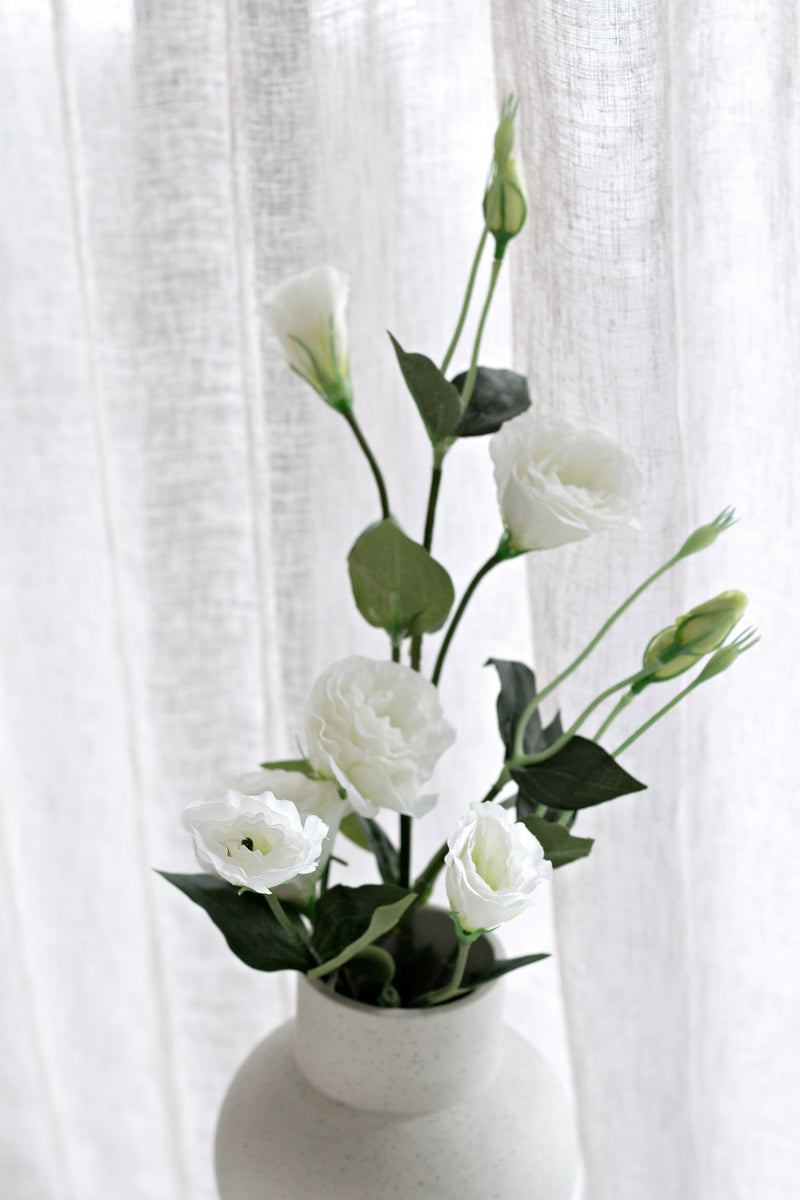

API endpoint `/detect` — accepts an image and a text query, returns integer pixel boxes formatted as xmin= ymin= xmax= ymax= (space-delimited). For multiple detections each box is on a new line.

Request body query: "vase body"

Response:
xmin=216 ymin=922 xmax=579 ymax=1200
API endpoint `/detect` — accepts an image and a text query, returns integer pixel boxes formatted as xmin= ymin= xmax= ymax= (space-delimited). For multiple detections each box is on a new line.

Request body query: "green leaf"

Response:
xmin=510 ymin=736 xmax=646 ymax=811
xmin=452 ymin=367 xmax=531 ymax=437
xmin=487 ymin=658 xmax=563 ymax=759
xmin=339 ymin=812 xmax=370 ymax=851
xmin=518 ymin=814 xmax=594 ymax=868
xmin=258 ymin=758 xmax=316 ymax=778
xmin=348 ymin=518 xmax=455 ymax=639
xmin=157 ymin=872 xmax=313 ymax=972
xmin=471 ymin=952 xmax=550 ymax=987
xmin=309 ymin=884 xmax=417 ymax=979
xmin=388 ymin=332 xmax=463 ymax=445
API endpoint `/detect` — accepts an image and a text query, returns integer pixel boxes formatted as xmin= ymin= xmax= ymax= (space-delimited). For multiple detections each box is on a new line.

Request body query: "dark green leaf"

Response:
xmin=518 ymin=814 xmax=594 ymax=868
xmin=388 ymin=332 xmax=463 ymax=445
xmin=515 ymin=790 xmax=577 ymax=828
xmin=511 ymin=736 xmax=646 ymax=811
xmin=452 ymin=367 xmax=531 ymax=437
xmin=258 ymin=758 xmax=316 ymax=778
xmin=339 ymin=812 xmax=370 ymax=851
xmin=471 ymin=952 xmax=550 ymax=987
xmin=311 ymin=883 xmax=414 ymax=965
xmin=309 ymin=886 xmax=416 ymax=980
xmin=487 ymin=658 xmax=563 ymax=758
xmin=157 ymin=872 xmax=313 ymax=972
xmin=348 ymin=518 xmax=454 ymax=639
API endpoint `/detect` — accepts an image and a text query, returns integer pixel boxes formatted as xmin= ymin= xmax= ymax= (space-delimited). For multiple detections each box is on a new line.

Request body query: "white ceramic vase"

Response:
xmin=215 ymin=913 xmax=579 ymax=1200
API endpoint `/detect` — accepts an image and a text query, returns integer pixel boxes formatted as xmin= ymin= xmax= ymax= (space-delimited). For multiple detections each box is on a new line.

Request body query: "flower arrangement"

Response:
xmin=160 ymin=98 xmax=757 ymax=1010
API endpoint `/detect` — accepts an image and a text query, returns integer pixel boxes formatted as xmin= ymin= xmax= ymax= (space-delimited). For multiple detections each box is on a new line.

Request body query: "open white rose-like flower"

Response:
xmin=304 ymin=655 xmax=456 ymax=819
xmin=230 ymin=768 xmax=349 ymax=902
xmin=264 ymin=265 xmax=352 ymax=410
xmin=489 ymin=412 xmax=643 ymax=551
xmin=445 ymin=801 xmax=552 ymax=934
xmin=182 ymin=789 xmax=328 ymax=895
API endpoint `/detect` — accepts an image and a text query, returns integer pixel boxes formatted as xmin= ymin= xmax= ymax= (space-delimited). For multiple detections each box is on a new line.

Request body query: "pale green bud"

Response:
xmin=677 ymin=507 xmax=736 ymax=558
xmin=696 ymin=627 xmax=759 ymax=682
xmin=643 ymin=625 xmax=696 ymax=681
xmin=483 ymin=156 xmax=528 ymax=252
xmin=675 ymin=589 xmax=748 ymax=654
xmin=493 ymin=94 xmax=518 ymax=171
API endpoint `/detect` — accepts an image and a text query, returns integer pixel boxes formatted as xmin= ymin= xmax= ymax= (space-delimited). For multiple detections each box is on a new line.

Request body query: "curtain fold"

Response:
xmin=1 ymin=2 xmax=797 ymax=1198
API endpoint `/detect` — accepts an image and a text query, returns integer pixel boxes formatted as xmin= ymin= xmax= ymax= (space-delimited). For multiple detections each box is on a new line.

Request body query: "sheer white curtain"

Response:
xmin=1 ymin=3 xmax=796 ymax=1199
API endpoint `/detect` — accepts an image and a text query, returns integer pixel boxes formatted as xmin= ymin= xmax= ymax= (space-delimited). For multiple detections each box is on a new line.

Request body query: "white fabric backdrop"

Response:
xmin=1 ymin=2 xmax=797 ymax=1198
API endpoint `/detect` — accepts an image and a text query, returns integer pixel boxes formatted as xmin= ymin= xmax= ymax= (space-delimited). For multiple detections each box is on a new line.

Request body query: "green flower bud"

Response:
xmin=493 ymin=94 xmax=517 ymax=171
xmin=483 ymin=156 xmax=528 ymax=253
xmin=675 ymin=589 xmax=748 ymax=654
xmin=642 ymin=589 xmax=748 ymax=682
xmin=677 ymin=507 xmax=736 ymax=558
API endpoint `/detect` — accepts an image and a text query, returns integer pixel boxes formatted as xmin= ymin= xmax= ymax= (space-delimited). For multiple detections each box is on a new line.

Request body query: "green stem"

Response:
xmin=409 ymin=462 xmax=445 ymax=672
xmin=458 ymin=256 xmax=503 ymax=414
xmin=342 ymin=408 xmax=390 ymax=519
xmin=613 ymin=678 xmax=702 ymax=758
xmin=399 ymin=815 xmax=412 ymax=889
xmin=432 ymin=553 xmax=501 ymax=686
xmin=593 ymin=691 xmax=634 ymax=742
xmin=265 ymin=891 xmax=318 ymax=962
xmin=512 ymin=551 xmax=683 ymax=761
xmin=418 ymin=938 xmax=471 ymax=1007
xmin=440 ymin=226 xmax=490 ymax=376
xmin=514 ymin=664 xmax=658 ymax=768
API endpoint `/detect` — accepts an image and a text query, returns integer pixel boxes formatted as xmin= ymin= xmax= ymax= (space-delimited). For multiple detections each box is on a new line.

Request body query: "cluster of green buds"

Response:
xmin=483 ymin=95 xmax=528 ymax=259
xmin=640 ymin=590 xmax=749 ymax=686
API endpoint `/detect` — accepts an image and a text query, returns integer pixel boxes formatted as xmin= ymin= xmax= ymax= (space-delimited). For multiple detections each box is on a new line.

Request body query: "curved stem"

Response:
xmin=440 ymin=226 xmax=490 ymax=377
xmin=458 ymin=256 xmax=503 ymax=414
xmin=513 ymin=666 xmax=657 ymax=767
xmin=417 ymin=939 xmax=471 ymax=1007
xmin=431 ymin=553 xmax=501 ymax=687
xmin=511 ymin=552 xmax=682 ymax=761
xmin=423 ymin=463 xmax=443 ymax=552
xmin=342 ymin=408 xmax=390 ymax=519
xmin=593 ymin=690 xmax=634 ymax=742
xmin=265 ymin=891 xmax=317 ymax=962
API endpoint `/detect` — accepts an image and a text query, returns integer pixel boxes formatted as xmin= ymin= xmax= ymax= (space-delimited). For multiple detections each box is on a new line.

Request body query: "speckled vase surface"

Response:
xmin=215 ymin=923 xmax=579 ymax=1200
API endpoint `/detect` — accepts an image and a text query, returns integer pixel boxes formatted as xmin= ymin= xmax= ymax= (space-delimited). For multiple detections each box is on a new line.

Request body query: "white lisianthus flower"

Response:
xmin=304 ymin=655 xmax=456 ymax=819
xmin=445 ymin=802 xmax=552 ymax=934
xmin=264 ymin=265 xmax=352 ymax=411
xmin=182 ymin=789 xmax=328 ymax=895
xmin=489 ymin=412 xmax=643 ymax=552
xmin=230 ymin=768 xmax=348 ymax=902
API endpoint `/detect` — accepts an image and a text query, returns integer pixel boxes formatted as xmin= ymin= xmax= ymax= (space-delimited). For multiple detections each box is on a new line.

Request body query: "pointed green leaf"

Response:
xmin=339 ymin=813 xmax=400 ymax=885
xmin=348 ymin=518 xmax=454 ymax=638
xmin=511 ymin=736 xmax=646 ymax=811
xmin=388 ymin=332 xmax=463 ymax=444
xmin=452 ymin=367 xmax=531 ymax=437
xmin=518 ymin=814 xmax=594 ymax=868
xmin=157 ymin=872 xmax=313 ymax=972
xmin=309 ymin=885 xmax=416 ymax=979
xmin=487 ymin=658 xmax=563 ymax=758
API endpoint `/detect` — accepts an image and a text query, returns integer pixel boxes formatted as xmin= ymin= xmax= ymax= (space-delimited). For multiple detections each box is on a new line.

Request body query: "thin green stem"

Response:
xmin=391 ymin=641 xmax=401 ymax=663
xmin=342 ymin=408 xmax=390 ymax=519
xmin=613 ymin=679 xmax=702 ymax=758
xmin=409 ymin=462 xmax=444 ymax=671
xmin=514 ymin=664 xmax=659 ymax=768
xmin=399 ymin=815 xmax=412 ymax=889
xmin=458 ymin=257 xmax=504 ymax=414
xmin=417 ymin=938 xmax=471 ymax=1007
xmin=265 ymin=891 xmax=318 ymax=962
xmin=593 ymin=691 xmax=634 ymax=742
xmin=512 ymin=552 xmax=682 ymax=761
xmin=432 ymin=553 xmax=501 ymax=686
xmin=440 ymin=226 xmax=490 ymax=376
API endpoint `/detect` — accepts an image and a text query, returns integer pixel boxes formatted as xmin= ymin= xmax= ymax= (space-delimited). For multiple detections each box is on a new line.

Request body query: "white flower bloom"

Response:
xmin=230 ymin=768 xmax=348 ymax=902
xmin=182 ymin=789 xmax=328 ymax=895
xmin=304 ymin=655 xmax=456 ymax=819
xmin=264 ymin=265 xmax=352 ymax=410
xmin=489 ymin=413 xmax=643 ymax=551
xmin=445 ymin=802 xmax=552 ymax=934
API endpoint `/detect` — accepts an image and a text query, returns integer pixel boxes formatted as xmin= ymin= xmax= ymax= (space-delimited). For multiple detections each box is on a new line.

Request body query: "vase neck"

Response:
xmin=293 ymin=975 xmax=505 ymax=1114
